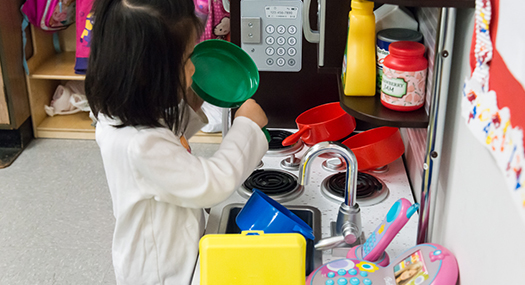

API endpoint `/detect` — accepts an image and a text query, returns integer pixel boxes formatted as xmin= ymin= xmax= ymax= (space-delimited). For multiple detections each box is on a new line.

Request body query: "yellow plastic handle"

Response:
xmin=241 ymin=231 xmax=265 ymax=236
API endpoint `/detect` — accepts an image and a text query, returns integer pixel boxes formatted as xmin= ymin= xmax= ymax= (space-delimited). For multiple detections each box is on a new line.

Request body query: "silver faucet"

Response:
xmin=299 ymin=141 xmax=362 ymax=250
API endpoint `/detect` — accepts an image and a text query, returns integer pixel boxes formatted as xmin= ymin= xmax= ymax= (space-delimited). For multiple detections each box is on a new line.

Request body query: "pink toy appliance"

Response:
xmin=306 ymin=199 xmax=458 ymax=284
xmin=306 ymin=243 xmax=458 ymax=285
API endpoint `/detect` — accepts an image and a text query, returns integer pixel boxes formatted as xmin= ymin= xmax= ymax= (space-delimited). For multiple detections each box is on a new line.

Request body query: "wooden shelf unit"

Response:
xmin=30 ymin=51 xmax=84 ymax=80
xmin=25 ymin=25 xmax=221 ymax=143
xmin=25 ymin=24 xmax=92 ymax=139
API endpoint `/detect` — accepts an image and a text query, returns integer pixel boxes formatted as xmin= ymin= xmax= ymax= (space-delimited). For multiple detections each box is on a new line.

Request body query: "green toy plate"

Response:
xmin=191 ymin=40 xmax=260 ymax=108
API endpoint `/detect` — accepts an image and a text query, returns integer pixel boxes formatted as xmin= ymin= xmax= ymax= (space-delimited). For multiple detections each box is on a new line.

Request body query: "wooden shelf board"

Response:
xmin=29 ymin=51 xmax=85 ymax=81
xmin=38 ymin=112 xmax=94 ymax=132
xmin=35 ymin=112 xmax=222 ymax=142
xmin=338 ymin=76 xmax=429 ymax=128
xmin=37 ymin=129 xmax=95 ymax=140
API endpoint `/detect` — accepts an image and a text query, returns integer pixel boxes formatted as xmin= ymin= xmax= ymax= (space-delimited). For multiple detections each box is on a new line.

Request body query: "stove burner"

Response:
xmin=268 ymin=130 xmax=294 ymax=150
xmin=239 ymin=169 xmax=303 ymax=203
xmin=244 ymin=169 xmax=297 ymax=195
xmin=321 ymin=172 xmax=389 ymax=206
xmin=265 ymin=129 xmax=304 ymax=157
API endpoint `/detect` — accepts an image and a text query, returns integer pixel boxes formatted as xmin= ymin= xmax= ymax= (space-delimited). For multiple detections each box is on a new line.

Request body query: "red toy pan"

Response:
xmin=341 ymin=126 xmax=405 ymax=171
xmin=282 ymin=102 xmax=356 ymax=146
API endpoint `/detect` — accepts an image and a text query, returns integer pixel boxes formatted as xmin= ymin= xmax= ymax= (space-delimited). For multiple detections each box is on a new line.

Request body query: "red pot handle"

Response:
xmin=282 ymin=126 xmax=311 ymax=146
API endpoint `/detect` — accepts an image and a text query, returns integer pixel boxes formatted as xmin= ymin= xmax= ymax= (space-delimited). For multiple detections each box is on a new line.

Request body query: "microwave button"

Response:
xmin=277 ymin=47 xmax=286 ymax=56
xmin=266 ymin=25 xmax=275 ymax=34
xmin=277 ymin=36 xmax=286 ymax=46
xmin=265 ymin=47 xmax=275 ymax=56
xmin=277 ymin=57 xmax=286 ymax=66
xmin=288 ymin=37 xmax=297 ymax=46
xmin=266 ymin=36 xmax=275 ymax=45
xmin=277 ymin=25 xmax=286 ymax=34
xmin=288 ymin=58 xmax=296 ymax=66
xmin=288 ymin=25 xmax=297 ymax=35
xmin=241 ymin=17 xmax=261 ymax=44
xmin=266 ymin=58 xmax=274 ymax=66
xmin=287 ymin=47 xmax=297 ymax=56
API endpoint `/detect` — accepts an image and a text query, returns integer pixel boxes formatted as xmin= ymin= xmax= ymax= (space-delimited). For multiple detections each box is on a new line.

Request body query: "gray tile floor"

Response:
xmin=0 ymin=138 xmax=219 ymax=284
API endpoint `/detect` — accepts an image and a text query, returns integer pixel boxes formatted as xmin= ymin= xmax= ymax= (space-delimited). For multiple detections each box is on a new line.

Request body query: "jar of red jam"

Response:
xmin=380 ymin=41 xmax=428 ymax=111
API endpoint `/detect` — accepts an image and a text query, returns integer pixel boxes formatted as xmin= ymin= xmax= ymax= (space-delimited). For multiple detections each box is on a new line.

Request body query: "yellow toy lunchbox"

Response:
xmin=199 ymin=231 xmax=306 ymax=284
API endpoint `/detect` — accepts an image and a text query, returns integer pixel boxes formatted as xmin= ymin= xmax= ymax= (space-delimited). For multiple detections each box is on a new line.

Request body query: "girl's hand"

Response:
xmin=235 ymin=99 xmax=268 ymax=128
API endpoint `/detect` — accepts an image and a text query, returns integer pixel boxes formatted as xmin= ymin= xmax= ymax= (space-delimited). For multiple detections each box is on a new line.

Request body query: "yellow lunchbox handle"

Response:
xmin=241 ymin=230 xmax=265 ymax=236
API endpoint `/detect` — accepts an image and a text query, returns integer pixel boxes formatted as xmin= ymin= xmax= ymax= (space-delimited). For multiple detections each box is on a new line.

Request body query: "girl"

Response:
xmin=85 ymin=0 xmax=268 ymax=284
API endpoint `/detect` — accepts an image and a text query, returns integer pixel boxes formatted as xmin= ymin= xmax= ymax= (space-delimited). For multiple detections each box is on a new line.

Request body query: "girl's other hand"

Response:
xmin=235 ymin=99 xmax=268 ymax=129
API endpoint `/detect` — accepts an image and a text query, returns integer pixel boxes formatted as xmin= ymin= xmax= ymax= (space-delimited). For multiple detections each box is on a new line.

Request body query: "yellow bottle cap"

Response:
xmin=351 ymin=0 xmax=374 ymax=10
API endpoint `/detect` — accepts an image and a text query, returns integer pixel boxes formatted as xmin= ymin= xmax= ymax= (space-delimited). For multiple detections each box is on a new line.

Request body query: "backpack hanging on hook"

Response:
xmin=21 ymin=0 xmax=76 ymax=32
xmin=73 ymin=0 xmax=95 ymax=75
xmin=20 ymin=0 xmax=77 ymax=74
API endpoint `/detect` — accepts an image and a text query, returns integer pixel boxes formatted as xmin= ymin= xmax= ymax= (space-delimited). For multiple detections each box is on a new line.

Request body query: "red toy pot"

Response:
xmin=341 ymin=126 xmax=405 ymax=171
xmin=282 ymin=102 xmax=356 ymax=146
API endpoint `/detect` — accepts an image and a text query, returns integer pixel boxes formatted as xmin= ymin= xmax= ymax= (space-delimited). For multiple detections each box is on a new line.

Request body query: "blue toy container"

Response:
xmin=236 ymin=189 xmax=315 ymax=240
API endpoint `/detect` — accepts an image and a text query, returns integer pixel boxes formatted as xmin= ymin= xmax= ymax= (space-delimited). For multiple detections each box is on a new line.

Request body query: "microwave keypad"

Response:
xmin=263 ymin=24 xmax=299 ymax=68
xmin=240 ymin=0 xmax=302 ymax=72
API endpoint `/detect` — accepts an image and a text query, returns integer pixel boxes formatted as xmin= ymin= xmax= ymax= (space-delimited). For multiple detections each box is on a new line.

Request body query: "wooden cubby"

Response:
xmin=25 ymin=24 xmax=221 ymax=143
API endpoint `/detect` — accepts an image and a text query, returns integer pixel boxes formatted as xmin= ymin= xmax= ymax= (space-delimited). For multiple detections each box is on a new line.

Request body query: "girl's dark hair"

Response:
xmin=85 ymin=0 xmax=202 ymax=133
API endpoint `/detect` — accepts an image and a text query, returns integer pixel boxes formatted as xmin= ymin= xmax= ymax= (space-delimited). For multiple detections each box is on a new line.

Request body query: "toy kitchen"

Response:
xmin=192 ymin=0 xmax=462 ymax=284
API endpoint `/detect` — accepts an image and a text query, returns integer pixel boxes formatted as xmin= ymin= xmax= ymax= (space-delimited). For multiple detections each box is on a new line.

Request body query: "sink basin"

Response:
xmin=216 ymin=203 xmax=323 ymax=275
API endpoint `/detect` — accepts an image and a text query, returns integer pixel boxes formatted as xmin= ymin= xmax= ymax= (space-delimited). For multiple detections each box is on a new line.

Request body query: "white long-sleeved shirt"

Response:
xmin=95 ymin=108 xmax=268 ymax=284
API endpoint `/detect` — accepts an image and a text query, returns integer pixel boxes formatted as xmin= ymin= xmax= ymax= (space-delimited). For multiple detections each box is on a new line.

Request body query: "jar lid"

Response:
xmin=377 ymin=28 xmax=423 ymax=44
xmin=389 ymin=41 xmax=426 ymax=57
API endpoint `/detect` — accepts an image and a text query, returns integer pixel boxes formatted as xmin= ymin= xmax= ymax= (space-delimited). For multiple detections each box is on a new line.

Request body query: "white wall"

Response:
xmin=431 ymin=8 xmax=525 ymax=284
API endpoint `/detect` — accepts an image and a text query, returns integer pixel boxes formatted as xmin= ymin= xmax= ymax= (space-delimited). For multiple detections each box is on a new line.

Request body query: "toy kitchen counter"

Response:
xmin=191 ymin=129 xmax=419 ymax=284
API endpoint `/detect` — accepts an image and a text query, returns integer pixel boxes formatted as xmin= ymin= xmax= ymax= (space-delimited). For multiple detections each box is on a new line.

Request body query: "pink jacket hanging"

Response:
xmin=198 ymin=0 xmax=230 ymax=42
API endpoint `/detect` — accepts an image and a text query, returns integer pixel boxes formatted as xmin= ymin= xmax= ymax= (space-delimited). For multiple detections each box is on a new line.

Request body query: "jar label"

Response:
xmin=376 ymin=46 xmax=389 ymax=70
xmin=376 ymin=68 xmax=384 ymax=92
xmin=376 ymin=46 xmax=389 ymax=92
xmin=381 ymin=67 xmax=427 ymax=107
xmin=381 ymin=77 xmax=407 ymax=97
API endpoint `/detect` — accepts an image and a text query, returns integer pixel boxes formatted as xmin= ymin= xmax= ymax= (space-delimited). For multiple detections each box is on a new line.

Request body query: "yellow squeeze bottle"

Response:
xmin=343 ymin=0 xmax=376 ymax=96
